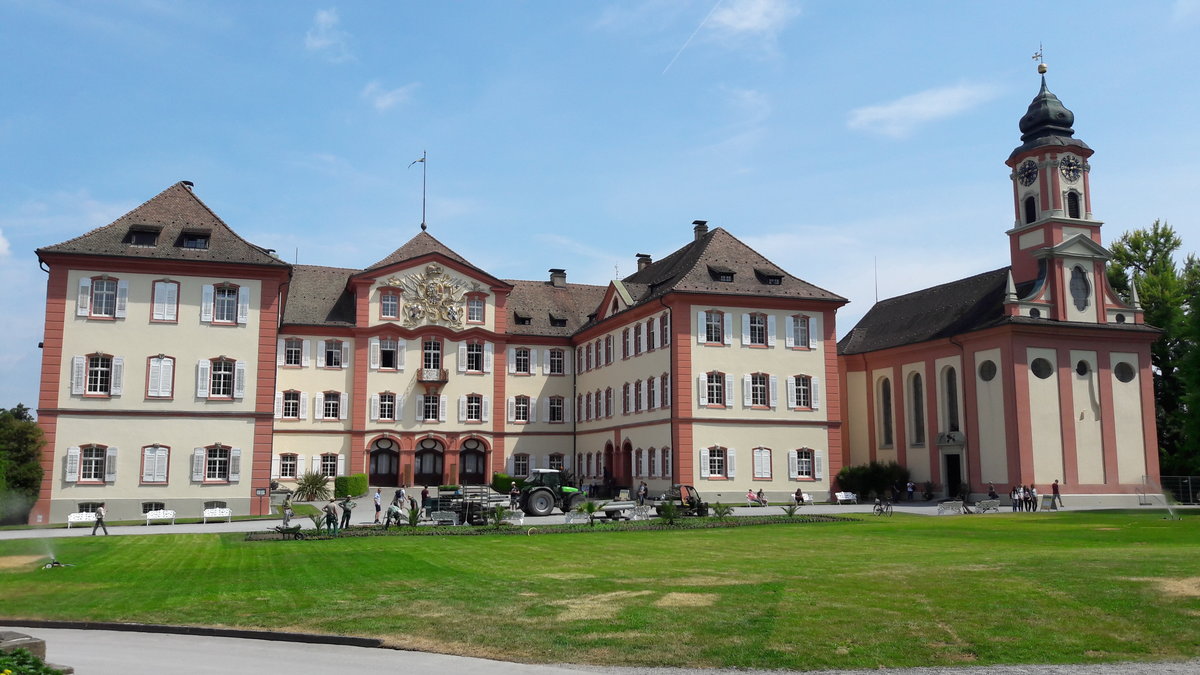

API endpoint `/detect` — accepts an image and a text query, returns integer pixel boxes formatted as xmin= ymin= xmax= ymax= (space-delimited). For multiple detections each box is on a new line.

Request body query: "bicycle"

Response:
xmin=872 ymin=498 xmax=893 ymax=516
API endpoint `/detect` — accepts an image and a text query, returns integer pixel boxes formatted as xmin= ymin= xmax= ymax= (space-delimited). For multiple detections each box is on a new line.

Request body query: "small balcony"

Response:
xmin=418 ymin=368 xmax=448 ymax=383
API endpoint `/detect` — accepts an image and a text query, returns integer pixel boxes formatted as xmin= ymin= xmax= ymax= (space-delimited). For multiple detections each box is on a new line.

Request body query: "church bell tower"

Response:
xmin=1002 ymin=62 xmax=1140 ymax=325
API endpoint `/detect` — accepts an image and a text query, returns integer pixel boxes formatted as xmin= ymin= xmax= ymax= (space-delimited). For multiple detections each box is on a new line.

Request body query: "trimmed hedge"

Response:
xmin=491 ymin=472 xmax=522 ymax=492
xmin=334 ymin=473 xmax=368 ymax=498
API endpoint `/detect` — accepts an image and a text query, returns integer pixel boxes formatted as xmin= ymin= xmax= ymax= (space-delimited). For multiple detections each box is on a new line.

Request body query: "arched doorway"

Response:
xmin=619 ymin=441 xmax=634 ymax=491
xmin=458 ymin=437 xmax=488 ymax=485
xmin=369 ymin=437 xmax=399 ymax=487
xmin=414 ymin=437 xmax=444 ymax=487
xmin=602 ymin=442 xmax=615 ymax=497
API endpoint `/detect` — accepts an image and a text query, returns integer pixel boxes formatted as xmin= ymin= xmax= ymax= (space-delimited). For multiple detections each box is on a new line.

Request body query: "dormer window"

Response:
xmin=180 ymin=231 xmax=210 ymax=249
xmin=549 ymin=314 xmax=567 ymax=328
xmin=754 ymin=268 xmax=783 ymax=285
xmin=514 ymin=313 xmax=532 ymax=326
xmin=708 ymin=265 xmax=735 ymax=283
xmin=124 ymin=227 xmax=160 ymax=247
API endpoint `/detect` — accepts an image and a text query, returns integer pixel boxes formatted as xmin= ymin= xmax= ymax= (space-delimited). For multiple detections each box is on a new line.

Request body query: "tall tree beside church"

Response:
xmin=1105 ymin=221 xmax=1198 ymax=475
xmin=0 ymin=404 xmax=45 ymax=524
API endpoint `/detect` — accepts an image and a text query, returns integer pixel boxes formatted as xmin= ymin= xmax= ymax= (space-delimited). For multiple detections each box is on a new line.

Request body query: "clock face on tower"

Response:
xmin=1017 ymin=160 xmax=1039 ymax=187
xmin=1060 ymin=155 xmax=1082 ymax=182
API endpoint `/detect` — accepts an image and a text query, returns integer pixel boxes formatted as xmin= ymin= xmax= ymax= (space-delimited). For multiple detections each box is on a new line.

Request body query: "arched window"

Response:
xmin=1024 ymin=196 xmax=1037 ymax=224
xmin=1066 ymin=191 xmax=1081 ymax=218
xmin=944 ymin=367 xmax=960 ymax=432
xmin=879 ymin=378 xmax=893 ymax=447
xmin=909 ymin=373 xmax=925 ymax=445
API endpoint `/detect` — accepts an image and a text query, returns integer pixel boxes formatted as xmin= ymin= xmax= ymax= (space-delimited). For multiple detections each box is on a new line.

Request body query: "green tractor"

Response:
xmin=520 ymin=469 xmax=584 ymax=516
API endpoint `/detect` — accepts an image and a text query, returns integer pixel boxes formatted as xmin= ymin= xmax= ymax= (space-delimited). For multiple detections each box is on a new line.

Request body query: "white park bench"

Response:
xmin=144 ymin=509 xmax=176 ymax=525
xmin=793 ymin=492 xmax=814 ymax=505
xmin=564 ymin=510 xmax=591 ymax=524
xmin=430 ymin=510 xmax=460 ymax=526
xmin=502 ymin=510 xmax=524 ymax=526
xmin=938 ymin=500 xmax=965 ymax=515
xmin=202 ymin=507 xmax=233 ymax=523
xmin=834 ymin=492 xmax=858 ymax=504
xmin=973 ymin=499 xmax=1001 ymax=514
xmin=66 ymin=512 xmax=97 ymax=528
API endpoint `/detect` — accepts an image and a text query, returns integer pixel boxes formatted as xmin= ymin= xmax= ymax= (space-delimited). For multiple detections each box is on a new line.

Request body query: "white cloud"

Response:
xmin=0 ymin=229 xmax=9 ymax=259
xmin=708 ymin=0 xmax=800 ymax=40
xmin=305 ymin=8 xmax=352 ymax=62
xmin=361 ymin=81 xmax=418 ymax=112
xmin=847 ymin=84 xmax=999 ymax=139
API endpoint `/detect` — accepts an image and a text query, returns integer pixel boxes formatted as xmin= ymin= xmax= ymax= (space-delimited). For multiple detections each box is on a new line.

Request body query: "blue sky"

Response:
xmin=2 ymin=0 xmax=1200 ymax=410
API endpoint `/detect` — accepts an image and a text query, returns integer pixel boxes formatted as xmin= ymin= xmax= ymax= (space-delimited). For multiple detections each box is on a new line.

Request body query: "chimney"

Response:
xmin=693 ymin=220 xmax=708 ymax=240
xmin=549 ymin=268 xmax=567 ymax=288
xmin=636 ymin=253 xmax=652 ymax=271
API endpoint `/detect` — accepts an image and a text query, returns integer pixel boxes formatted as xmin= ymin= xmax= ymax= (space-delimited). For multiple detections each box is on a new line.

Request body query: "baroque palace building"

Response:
xmin=28 ymin=73 xmax=1159 ymax=523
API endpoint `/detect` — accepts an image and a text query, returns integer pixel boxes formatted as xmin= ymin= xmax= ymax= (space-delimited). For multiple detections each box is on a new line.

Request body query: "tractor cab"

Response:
xmin=525 ymin=468 xmax=565 ymax=489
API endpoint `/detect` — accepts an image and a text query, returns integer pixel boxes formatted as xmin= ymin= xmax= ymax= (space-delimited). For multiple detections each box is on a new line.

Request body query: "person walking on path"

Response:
xmin=373 ymin=489 xmax=383 ymax=524
xmin=339 ymin=496 xmax=355 ymax=529
xmin=91 ymin=503 xmax=109 ymax=536
xmin=637 ymin=481 xmax=648 ymax=506
xmin=1052 ymin=479 xmax=1064 ymax=508
xmin=509 ymin=482 xmax=520 ymax=510
xmin=1030 ymin=484 xmax=1039 ymax=511
xmin=322 ymin=500 xmax=339 ymax=536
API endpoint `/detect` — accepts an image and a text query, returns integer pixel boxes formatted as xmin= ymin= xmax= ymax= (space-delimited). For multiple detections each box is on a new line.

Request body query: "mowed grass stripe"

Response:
xmin=0 ymin=511 xmax=1196 ymax=669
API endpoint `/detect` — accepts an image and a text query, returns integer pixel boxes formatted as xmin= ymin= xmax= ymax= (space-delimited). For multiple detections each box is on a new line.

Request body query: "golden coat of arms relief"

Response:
xmin=385 ymin=264 xmax=474 ymax=329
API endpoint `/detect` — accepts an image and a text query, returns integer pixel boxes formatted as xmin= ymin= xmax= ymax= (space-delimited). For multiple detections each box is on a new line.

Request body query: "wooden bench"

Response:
xmin=834 ymin=491 xmax=858 ymax=504
xmin=430 ymin=510 xmax=459 ymax=526
xmin=202 ymin=507 xmax=232 ymax=523
xmin=938 ymin=500 xmax=964 ymax=515
xmin=973 ymin=499 xmax=1000 ymax=514
xmin=144 ymin=509 xmax=176 ymax=525
xmin=66 ymin=512 xmax=97 ymax=528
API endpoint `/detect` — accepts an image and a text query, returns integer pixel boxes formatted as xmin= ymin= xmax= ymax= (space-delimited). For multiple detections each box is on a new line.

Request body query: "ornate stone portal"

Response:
xmin=387 ymin=263 xmax=469 ymax=329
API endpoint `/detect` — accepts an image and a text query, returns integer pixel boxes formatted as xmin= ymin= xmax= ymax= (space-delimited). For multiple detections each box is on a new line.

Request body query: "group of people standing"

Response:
xmin=1007 ymin=479 xmax=1065 ymax=512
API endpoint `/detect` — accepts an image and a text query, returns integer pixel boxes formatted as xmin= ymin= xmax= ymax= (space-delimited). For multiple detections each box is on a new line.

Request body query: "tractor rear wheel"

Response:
xmin=524 ymin=489 xmax=555 ymax=517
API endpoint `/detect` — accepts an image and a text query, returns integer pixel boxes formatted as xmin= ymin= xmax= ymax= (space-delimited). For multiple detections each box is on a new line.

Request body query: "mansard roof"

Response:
xmin=838 ymin=266 xmax=1157 ymax=356
xmin=505 ymin=279 xmax=607 ymax=337
xmin=37 ymin=182 xmax=288 ymax=268
xmin=620 ymin=227 xmax=845 ymax=305
xmin=281 ymin=265 xmax=357 ymax=327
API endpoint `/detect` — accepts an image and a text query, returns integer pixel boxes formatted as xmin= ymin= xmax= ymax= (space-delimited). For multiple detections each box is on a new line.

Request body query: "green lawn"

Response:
xmin=1 ymin=510 xmax=1197 ymax=670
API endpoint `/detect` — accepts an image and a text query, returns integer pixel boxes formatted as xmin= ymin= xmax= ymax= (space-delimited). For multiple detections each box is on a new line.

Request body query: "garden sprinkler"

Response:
xmin=41 ymin=557 xmax=74 ymax=569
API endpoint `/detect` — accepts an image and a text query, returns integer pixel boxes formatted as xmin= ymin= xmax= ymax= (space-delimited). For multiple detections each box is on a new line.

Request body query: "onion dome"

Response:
xmin=1008 ymin=67 xmax=1090 ymax=161
xmin=1019 ymin=75 xmax=1075 ymax=142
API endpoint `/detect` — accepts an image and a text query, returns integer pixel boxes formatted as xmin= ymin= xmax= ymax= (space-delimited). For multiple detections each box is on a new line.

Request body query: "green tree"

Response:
xmin=1106 ymin=221 xmax=1199 ymax=475
xmin=0 ymin=404 xmax=45 ymax=524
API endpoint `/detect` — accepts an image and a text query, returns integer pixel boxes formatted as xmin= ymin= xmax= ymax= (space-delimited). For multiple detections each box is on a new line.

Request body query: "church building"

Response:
xmin=838 ymin=67 xmax=1159 ymax=503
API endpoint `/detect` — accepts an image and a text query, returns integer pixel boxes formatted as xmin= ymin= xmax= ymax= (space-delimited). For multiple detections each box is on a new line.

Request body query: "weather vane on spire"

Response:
xmin=409 ymin=151 xmax=427 ymax=231
xmin=1032 ymin=44 xmax=1047 ymax=74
